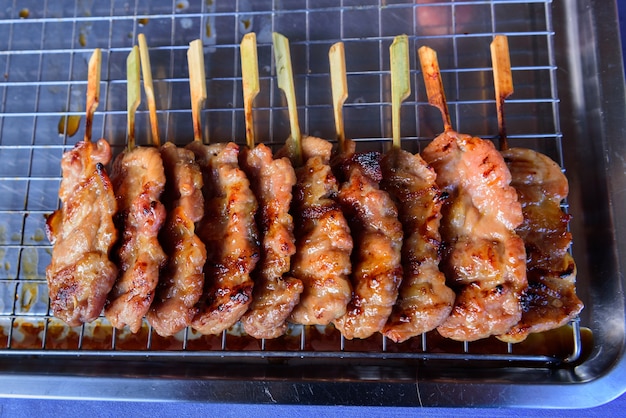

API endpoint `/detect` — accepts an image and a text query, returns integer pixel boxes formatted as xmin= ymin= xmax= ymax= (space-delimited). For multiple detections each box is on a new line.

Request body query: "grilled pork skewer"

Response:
xmin=380 ymin=149 xmax=454 ymax=342
xmin=148 ymin=144 xmax=205 ymax=337
xmin=490 ymin=35 xmax=583 ymax=343
xmin=497 ymin=148 xmax=582 ymax=342
xmin=135 ymin=35 xmax=207 ymax=337
xmin=273 ymin=33 xmax=353 ymax=326
xmin=238 ymin=33 xmax=302 ymax=339
xmin=332 ymin=149 xmax=404 ymax=339
xmin=380 ymin=37 xmax=454 ymax=343
xmin=329 ymin=41 xmax=404 ymax=340
xmin=185 ymin=39 xmax=260 ymax=335
xmin=419 ymin=46 xmax=527 ymax=341
xmin=239 ymin=142 xmax=300 ymax=338
xmin=105 ymin=46 xmax=167 ymax=334
xmin=46 ymin=49 xmax=119 ymax=327
xmin=187 ymin=140 xmax=260 ymax=335
xmin=280 ymin=135 xmax=353 ymax=325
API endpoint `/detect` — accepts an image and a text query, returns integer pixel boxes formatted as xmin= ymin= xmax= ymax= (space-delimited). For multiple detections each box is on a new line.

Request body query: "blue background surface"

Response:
xmin=2 ymin=2 xmax=626 ymax=417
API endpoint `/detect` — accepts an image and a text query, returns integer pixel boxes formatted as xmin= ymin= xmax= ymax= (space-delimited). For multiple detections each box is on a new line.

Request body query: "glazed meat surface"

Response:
xmin=46 ymin=139 xmax=118 ymax=327
xmin=239 ymin=143 xmax=302 ymax=339
xmin=159 ymin=142 xmax=204 ymax=223
xmin=332 ymin=146 xmax=404 ymax=340
xmin=105 ymin=146 xmax=167 ymax=333
xmin=147 ymin=207 xmax=206 ymax=337
xmin=187 ymin=141 xmax=260 ymax=335
xmin=498 ymin=147 xmax=582 ymax=343
xmin=146 ymin=143 xmax=206 ymax=337
xmin=380 ymin=148 xmax=455 ymax=343
xmin=422 ymin=130 xmax=527 ymax=341
xmin=278 ymin=136 xmax=353 ymax=325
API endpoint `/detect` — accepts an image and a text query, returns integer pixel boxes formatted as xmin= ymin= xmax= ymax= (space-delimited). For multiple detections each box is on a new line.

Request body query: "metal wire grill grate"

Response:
xmin=0 ymin=0 xmax=579 ymax=364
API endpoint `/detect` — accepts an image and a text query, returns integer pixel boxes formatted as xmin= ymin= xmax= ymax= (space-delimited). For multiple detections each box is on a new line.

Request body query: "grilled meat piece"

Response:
xmin=147 ymin=207 xmax=206 ymax=337
xmin=159 ymin=142 xmax=205 ymax=222
xmin=422 ymin=131 xmax=527 ymax=341
xmin=146 ymin=143 xmax=206 ymax=337
xmin=278 ymin=136 xmax=353 ymax=325
xmin=239 ymin=143 xmax=302 ymax=339
xmin=105 ymin=146 xmax=167 ymax=333
xmin=187 ymin=141 xmax=260 ymax=335
xmin=46 ymin=139 xmax=118 ymax=327
xmin=498 ymin=147 xmax=582 ymax=343
xmin=332 ymin=146 xmax=404 ymax=340
xmin=380 ymin=148 xmax=455 ymax=343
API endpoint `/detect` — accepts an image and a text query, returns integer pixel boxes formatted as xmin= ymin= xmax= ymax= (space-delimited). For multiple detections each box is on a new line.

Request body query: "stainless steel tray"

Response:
xmin=0 ymin=0 xmax=624 ymax=408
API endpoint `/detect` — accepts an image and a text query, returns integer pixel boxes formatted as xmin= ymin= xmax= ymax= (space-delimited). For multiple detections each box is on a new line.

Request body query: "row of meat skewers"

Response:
xmin=45 ymin=33 xmax=583 ymax=344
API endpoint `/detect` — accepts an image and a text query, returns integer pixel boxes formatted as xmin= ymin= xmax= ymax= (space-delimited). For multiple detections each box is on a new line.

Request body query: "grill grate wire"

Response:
xmin=0 ymin=0 xmax=580 ymax=365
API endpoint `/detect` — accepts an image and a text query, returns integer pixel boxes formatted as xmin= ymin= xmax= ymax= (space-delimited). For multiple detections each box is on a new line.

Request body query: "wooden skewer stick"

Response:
xmin=84 ymin=48 xmax=102 ymax=143
xmin=241 ymin=33 xmax=260 ymax=149
xmin=390 ymin=35 xmax=410 ymax=150
xmin=138 ymin=33 xmax=160 ymax=147
xmin=490 ymin=35 xmax=514 ymax=151
xmin=273 ymin=32 xmax=303 ymax=167
xmin=187 ymin=39 xmax=207 ymax=143
xmin=126 ymin=45 xmax=141 ymax=151
xmin=418 ymin=46 xmax=453 ymax=133
xmin=329 ymin=41 xmax=348 ymax=153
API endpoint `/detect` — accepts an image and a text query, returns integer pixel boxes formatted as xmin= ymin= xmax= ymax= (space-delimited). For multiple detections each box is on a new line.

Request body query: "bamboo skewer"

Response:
xmin=490 ymin=35 xmax=514 ymax=151
xmin=418 ymin=46 xmax=452 ymax=132
xmin=138 ymin=33 xmax=160 ymax=147
xmin=329 ymin=41 xmax=348 ymax=153
xmin=489 ymin=36 xmax=584 ymax=344
xmin=241 ymin=33 xmax=260 ymax=149
xmin=84 ymin=48 xmax=102 ymax=143
xmin=188 ymin=39 xmax=207 ymax=143
xmin=390 ymin=35 xmax=410 ymax=150
xmin=273 ymin=32 xmax=303 ymax=167
xmin=126 ymin=45 xmax=141 ymax=151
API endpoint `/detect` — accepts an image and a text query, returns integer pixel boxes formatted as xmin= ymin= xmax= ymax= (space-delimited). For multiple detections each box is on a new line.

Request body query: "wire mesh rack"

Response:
xmin=0 ymin=0 xmax=581 ymax=366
